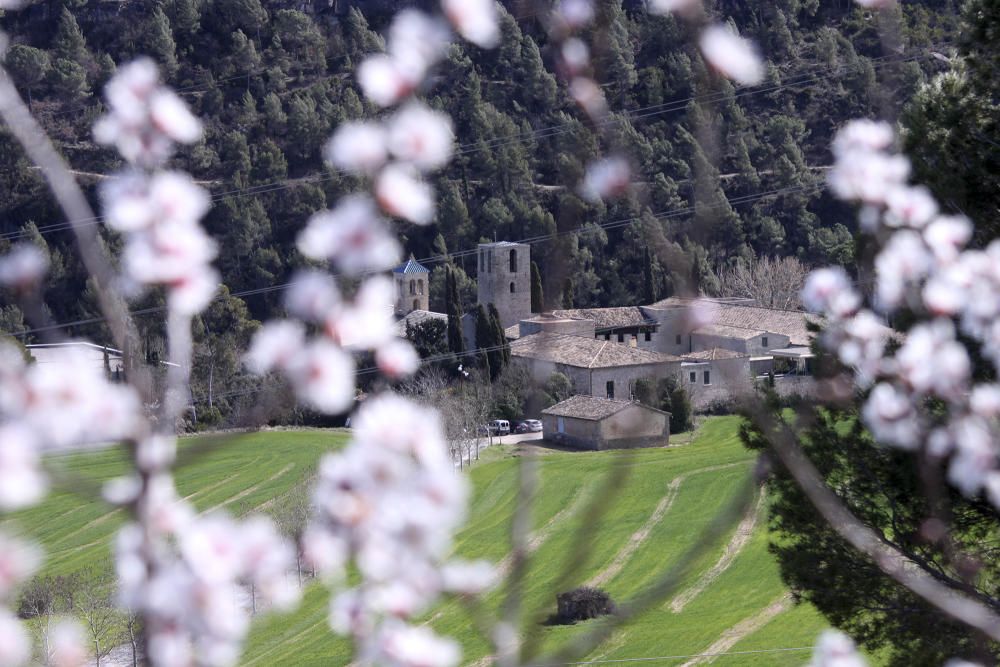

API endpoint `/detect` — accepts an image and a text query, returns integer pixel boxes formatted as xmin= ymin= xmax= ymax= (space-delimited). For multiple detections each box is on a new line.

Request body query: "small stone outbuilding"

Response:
xmin=541 ymin=395 xmax=670 ymax=451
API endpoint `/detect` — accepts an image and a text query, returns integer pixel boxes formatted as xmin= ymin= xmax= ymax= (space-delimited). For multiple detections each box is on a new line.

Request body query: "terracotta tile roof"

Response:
xmin=692 ymin=324 xmax=766 ymax=340
xmin=683 ymin=348 xmax=750 ymax=361
xmin=643 ymin=298 xmax=819 ymax=347
xmin=550 ymin=307 xmax=655 ymax=330
xmin=511 ymin=332 xmax=679 ymax=368
xmin=542 ymin=395 xmax=650 ymax=421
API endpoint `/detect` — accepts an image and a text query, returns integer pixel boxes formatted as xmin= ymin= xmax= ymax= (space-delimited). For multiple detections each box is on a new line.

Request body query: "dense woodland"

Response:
xmin=0 ymin=0 xmax=959 ymax=421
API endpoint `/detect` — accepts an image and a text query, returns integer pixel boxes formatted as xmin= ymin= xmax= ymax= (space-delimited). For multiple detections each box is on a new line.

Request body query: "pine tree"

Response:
xmin=53 ymin=9 xmax=88 ymax=65
xmin=147 ymin=7 xmax=179 ymax=76
xmin=530 ymin=261 xmax=544 ymax=313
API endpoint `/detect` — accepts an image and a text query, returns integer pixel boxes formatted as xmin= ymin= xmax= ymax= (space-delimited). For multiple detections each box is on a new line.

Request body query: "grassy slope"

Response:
xmin=6 ymin=419 xmax=841 ymax=665
xmin=243 ymin=417 xmax=833 ymax=666
xmin=3 ymin=430 xmax=347 ymax=578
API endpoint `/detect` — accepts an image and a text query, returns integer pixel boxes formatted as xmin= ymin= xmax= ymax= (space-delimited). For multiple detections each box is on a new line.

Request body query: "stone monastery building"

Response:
xmin=395 ymin=242 xmax=818 ymax=411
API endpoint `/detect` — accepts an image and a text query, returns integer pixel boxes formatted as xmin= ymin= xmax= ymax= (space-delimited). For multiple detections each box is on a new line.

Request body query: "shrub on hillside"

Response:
xmin=546 ymin=587 xmax=616 ymax=625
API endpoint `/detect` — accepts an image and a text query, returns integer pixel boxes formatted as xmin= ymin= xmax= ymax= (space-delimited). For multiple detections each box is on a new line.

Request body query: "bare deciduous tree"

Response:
xmin=713 ymin=256 xmax=808 ymax=310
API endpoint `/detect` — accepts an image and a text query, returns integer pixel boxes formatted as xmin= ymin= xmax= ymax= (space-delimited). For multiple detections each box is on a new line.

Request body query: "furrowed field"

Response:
xmin=6 ymin=418 xmax=844 ymax=665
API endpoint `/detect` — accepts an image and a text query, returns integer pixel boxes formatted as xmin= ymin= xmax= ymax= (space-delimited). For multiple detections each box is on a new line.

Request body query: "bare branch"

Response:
xmin=0 ymin=64 xmax=149 ymax=394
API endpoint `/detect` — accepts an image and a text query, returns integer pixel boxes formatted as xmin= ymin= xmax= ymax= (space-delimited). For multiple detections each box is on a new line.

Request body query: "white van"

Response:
xmin=488 ymin=419 xmax=511 ymax=435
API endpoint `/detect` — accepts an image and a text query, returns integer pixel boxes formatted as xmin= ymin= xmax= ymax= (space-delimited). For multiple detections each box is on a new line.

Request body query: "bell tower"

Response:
xmin=476 ymin=241 xmax=532 ymax=329
xmin=393 ymin=257 xmax=430 ymax=314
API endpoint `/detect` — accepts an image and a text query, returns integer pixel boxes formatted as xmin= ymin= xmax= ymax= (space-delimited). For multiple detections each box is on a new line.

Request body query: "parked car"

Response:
xmin=487 ymin=419 xmax=511 ymax=435
xmin=515 ymin=419 xmax=543 ymax=434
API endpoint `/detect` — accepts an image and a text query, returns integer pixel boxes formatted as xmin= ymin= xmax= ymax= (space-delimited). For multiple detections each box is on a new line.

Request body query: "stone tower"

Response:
xmin=393 ymin=257 xmax=430 ymax=314
xmin=477 ymin=241 xmax=532 ymax=329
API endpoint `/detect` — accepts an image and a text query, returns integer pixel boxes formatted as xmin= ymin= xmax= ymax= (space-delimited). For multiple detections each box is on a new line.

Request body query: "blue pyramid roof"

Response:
xmin=393 ymin=257 xmax=430 ymax=274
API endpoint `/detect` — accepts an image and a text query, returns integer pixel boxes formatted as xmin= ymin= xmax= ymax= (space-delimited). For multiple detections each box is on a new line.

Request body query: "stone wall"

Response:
xmin=477 ymin=243 xmax=532 ymax=329
xmin=590 ymin=361 xmax=681 ymax=400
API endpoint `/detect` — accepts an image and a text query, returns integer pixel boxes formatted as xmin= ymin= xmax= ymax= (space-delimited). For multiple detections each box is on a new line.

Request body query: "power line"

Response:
xmin=2 ymin=180 xmax=821 ymax=341
xmin=0 ymin=48 xmax=934 ymax=243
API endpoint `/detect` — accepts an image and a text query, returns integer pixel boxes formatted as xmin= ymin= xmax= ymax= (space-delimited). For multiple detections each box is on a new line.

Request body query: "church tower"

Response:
xmin=393 ymin=257 xmax=430 ymax=314
xmin=477 ymin=242 xmax=532 ymax=329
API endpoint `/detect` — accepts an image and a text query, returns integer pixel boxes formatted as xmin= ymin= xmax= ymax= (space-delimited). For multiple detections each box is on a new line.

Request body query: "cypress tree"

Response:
xmin=445 ymin=267 xmax=465 ymax=354
xmin=642 ymin=247 xmax=657 ymax=304
xmin=474 ymin=305 xmax=493 ymax=379
xmin=488 ymin=303 xmax=509 ymax=368
xmin=530 ymin=261 xmax=544 ymax=313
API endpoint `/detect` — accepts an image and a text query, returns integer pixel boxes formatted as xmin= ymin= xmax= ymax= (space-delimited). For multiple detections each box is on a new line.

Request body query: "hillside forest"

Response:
xmin=0 ymin=0 xmax=959 ymax=423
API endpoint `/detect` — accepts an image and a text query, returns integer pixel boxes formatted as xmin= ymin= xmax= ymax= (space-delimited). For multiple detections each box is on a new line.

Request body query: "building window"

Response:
xmin=675 ymin=334 xmax=682 ymax=345
xmin=418 ymin=279 xmax=424 ymax=295
xmin=606 ymin=381 xmax=614 ymax=399
xmin=617 ymin=333 xmax=624 ymax=343
xmin=762 ymin=336 xmax=768 ymax=348
xmin=604 ymin=334 xmax=610 ymax=341
xmin=644 ymin=331 xmax=651 ymax=342
xmin=413 ymin=299 xmax=420 ymax=311
xmin=557 ymin=416 xmax=565 ymax=433
xmin=509 ymin=282 xmax=515 ymax=293
xmin=409 ymin=279 xmax=416 ymax=295
xmin=509 ymin=249 xmax=517 ymax=272
xmin=488 ymin=250 xmax=493 ymax=272
xmin=689 ymin=371 xmax=696 ymax=383
xmin=703 ymin=370 xmax=711 ymax=385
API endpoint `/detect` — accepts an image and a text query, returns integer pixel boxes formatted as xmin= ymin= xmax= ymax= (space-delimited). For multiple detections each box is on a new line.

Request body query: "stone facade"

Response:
xmin=477 ymin=242 xmax=532 ymax=329
xmin=541 ymin=396 xmax=670 ymax=450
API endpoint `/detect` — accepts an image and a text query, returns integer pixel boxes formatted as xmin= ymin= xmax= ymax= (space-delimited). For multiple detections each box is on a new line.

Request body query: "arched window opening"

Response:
xmin=509 ymin=249 xmax=517 ymax=272
xmin=509 ymin=282 xmax=515 ymax=293
xmin=413 ymin=299 xmax=420 ymax=311
xmin=418 ymin=279 xmax=424 ymax=295
xmin=409 ymin=279 xmax=416 ymax=295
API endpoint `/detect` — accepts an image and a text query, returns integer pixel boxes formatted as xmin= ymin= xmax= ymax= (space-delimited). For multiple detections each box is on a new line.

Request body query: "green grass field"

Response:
xmin=5 ymin=418 xmax=841 ymax=665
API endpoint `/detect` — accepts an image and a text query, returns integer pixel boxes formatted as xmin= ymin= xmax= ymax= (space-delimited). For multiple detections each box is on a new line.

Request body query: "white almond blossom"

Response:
xmin=94 ymin=58 xmax=202 ymax=166
xmin=389 ymin=9 xmax=452 ymax=75
xmin=698 ymin=24 xmax=765 ymax=86
xmin=325 ymin=122 xmax=389 ymax=175
xmin=647 ymin=0 xmax=700 ymax=16
xmin=297 ymin=196 xmax=402 ymax=275
xmin=376 ymin=338 xmax=421 ymax=379
xmin=388 ymin=103 xmax=455 ymax=172
xmin=556 ymin=0 xmax=595 ymax=29
xmin=0 ymin=609 xmax=30 ymax=667
xmin=560 ymin=38 xmax=591 ymax=76
xmin=358 ymin=54 xmax=421 ymax=108
xmin=48 ymin=619 xmax=89 ymax=667
xmin=375 ymin=164 xmax=436 ymax=225
xmin=0 ymin=243 xmax=48 ymax=288
xmin=580 ymin=156 xmax=632 ymax=202
xmin=810 ymin=629 xmax=867 ymax=667
xmin=441 ymin=0 xmax=499 ymax=48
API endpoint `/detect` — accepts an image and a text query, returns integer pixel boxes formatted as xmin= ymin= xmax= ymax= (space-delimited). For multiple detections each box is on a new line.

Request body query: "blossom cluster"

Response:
xmin=803 ymin=119 xmax=1000 ymax=507
xmin=303 ymin=394 xmax=494 ymax=667
xmin=0 ymin=532 xmax=40 ymax=666
xmin=96 ymin=59 xmax=219 ymax=315
xmin=248 ymin=4 xmax=502 ymax=664
xmin=0 ymin=341 xmax=141 ymax=509
xmin=115 ymin=505 xmax=298 ymax=667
